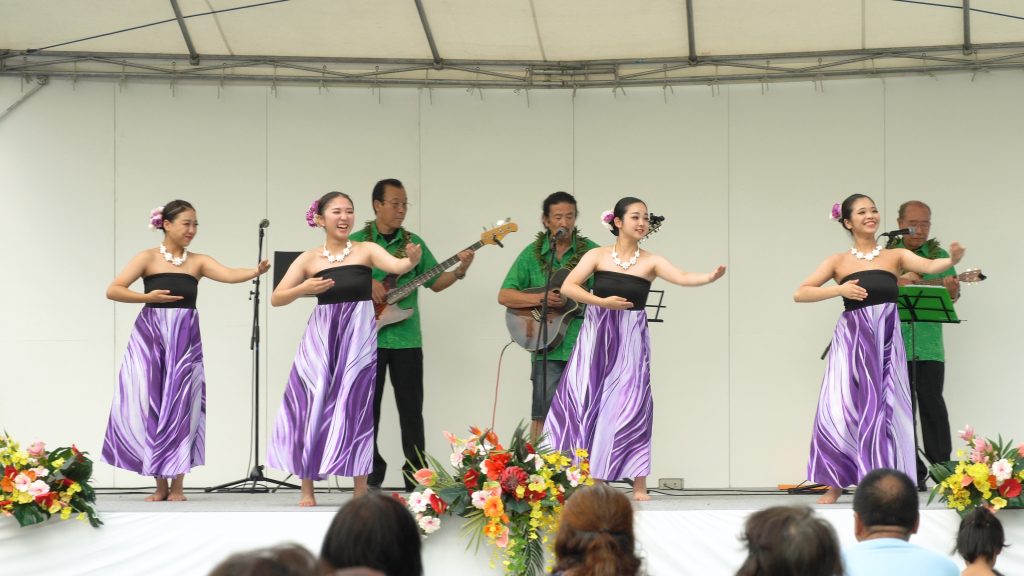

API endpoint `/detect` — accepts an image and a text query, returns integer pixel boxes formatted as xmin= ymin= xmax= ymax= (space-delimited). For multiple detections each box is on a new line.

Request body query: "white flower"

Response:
xmin=992 ymin=459 xmax=1013 ymax=483
xmin=406 ymin=492 xmax=429 ymax=514
xmin=470 ymin=490 xmax=489 ymax=509
xmin=418 ymin=516 xmax=441 ymax=534
xmin=26 ymin=480 xmax=50 ymax=498
xmin=566 ymin=468 xmax=582 ymax=488
xmin=31 ymin=467 xmax=48 ymax=478
xmin=450 ymin=452 xmax=464 ymax=467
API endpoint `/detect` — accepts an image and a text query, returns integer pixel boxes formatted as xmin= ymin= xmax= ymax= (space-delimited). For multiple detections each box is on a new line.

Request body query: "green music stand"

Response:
xmin=898 ymin=285 xmax=960 ymax=486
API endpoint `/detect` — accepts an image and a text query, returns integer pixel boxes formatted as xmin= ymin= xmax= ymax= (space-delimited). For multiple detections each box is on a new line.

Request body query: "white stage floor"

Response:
xmin=2 ymin=487 xmax=1021 ymax=575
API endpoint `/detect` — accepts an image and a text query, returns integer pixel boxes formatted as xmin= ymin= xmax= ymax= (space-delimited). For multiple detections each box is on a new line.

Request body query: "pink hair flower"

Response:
xmin=828 ymin=203 xmax=841 ymax=221
xmin=305 ymin=200 xmax=320 ymax=228
xmin=148 ymin=206 xmax=164 ymax=230
xmin=600 ymin=210 xmax=615 ymax=232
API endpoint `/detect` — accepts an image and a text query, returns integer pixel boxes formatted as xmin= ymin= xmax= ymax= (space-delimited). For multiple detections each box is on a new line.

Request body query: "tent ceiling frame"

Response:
xmin=169 ymin=0 xmax=200 ymax=66
xmin=3 ymin=43 xmax=1024 ymax=89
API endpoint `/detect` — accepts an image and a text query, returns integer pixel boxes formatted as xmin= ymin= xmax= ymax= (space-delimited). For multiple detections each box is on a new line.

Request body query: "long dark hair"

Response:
xmin=957 ymin=507 xmax=1008 ymax=565
xmin=837 ymin=194 xmax=873 ymax=236
xmin=160 ymin=199 xmax=195 ymax=230
xmin=553 ymin=484 xmax=641 ymax=576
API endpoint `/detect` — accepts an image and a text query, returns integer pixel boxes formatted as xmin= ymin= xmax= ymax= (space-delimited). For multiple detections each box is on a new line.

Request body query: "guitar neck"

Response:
xmin=387 ymin=241 xmax=484 ymax=302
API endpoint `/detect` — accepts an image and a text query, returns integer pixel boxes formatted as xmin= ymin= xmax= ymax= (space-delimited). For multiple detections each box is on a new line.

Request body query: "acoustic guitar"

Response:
xmin=375 ymin=221 xmax=518 ymax=328
xmin=505 ymin=268 xmax=581 ymax=352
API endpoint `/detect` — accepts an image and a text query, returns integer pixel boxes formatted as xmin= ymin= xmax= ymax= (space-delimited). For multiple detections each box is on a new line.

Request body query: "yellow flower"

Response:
xmin=50 ymin=457 xmax=65 ymax=469
xmin=60 ymin=507 xmax=72 ymax=520
xmin=515 ymin=486 xmax=526 ymax=499
xmin=66 ymin=482 xmax=81 ymax=496
xmin=574 ymin=448 xmax=589 ymax=459
xmin=991 ymin=497 xmax=1008 ymax=510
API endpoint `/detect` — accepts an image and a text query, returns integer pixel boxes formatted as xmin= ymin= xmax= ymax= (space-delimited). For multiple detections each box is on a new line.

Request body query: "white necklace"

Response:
xmin=611 ymin=245 xmax=640 ymax=270
xmin=322 ymin=241 xmax=352 ymax=264
xmin=851 ymin=244 xmax=883 ymax=261
xmin=160 ymin=244 xmax=188 ymax=266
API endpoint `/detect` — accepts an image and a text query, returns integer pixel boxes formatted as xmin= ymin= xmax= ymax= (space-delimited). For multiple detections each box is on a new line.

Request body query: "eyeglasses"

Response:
xmin=383 ymin=201 xmax=411 ymax=209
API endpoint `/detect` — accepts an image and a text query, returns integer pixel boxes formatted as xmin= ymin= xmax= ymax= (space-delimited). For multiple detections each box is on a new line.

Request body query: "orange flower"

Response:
xmin=483 ymin=495 xmax=504 ymax=518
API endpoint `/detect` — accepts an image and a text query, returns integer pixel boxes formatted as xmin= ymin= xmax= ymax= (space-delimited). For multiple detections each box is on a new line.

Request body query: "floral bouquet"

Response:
xmin=403 ymin=423 xmax=592 ymax=576
xmin=0 ymin=433 xmax=102 ymax=527
xmin=929 ymin=425 xmax=1024 ymax=513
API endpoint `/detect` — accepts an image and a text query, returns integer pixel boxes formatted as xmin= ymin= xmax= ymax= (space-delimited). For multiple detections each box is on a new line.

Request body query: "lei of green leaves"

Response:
xmin=362 ymin=220 xmax=412 ymax=258
xmin=533 ymin=227 xmax=590 ymax=274
xmin=886 ymin=236 xmax=942 ymax=258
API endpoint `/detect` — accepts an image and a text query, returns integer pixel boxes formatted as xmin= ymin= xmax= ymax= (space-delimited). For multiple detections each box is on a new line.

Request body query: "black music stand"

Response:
xmin=646 ymin=289 xmax=667 ymax=323
xmin=898 ymin=285 xmax=960 ymax=483
xmin=205 ymin=249 xmax=302 ymax=493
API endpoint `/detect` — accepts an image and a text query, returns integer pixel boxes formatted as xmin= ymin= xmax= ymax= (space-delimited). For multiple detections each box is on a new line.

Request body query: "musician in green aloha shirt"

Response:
xmin=499 ymin=191 xmax=599 ymax=440
xmin=351 ymin=178 xmax=473 ymax=491
xmin=886 ymin=200 xmax=959 ymax=490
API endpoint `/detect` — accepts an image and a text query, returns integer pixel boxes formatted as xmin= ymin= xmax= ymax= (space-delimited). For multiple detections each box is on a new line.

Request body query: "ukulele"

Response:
xmin=909 ymin=268 xmax=986 ymax=286
xmin=375 ymin=221 xmax=518 ymax=328
xmin=505 ymin=268 xmax=580 ymax=352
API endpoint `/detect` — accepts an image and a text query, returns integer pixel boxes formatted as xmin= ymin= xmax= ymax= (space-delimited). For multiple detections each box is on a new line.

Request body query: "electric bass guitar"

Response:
xmin=374 ymin=221 xmax=518 ymax=328
xmin=505 ymin=268 xmax=580 ymax=352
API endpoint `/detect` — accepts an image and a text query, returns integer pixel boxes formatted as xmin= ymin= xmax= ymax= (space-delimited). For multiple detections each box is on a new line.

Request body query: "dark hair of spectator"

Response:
xmin=319 ymin=493 xmax=423 ymax=576
xmin=735 ymin=505 xmax=843 ymax=576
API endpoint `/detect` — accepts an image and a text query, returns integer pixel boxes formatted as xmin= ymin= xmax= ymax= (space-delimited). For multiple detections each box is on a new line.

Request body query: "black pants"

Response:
xmin=909 ymin=360 xmax=952 ymax=485
xmin=368 ymin=348 xmax=424 ymax=491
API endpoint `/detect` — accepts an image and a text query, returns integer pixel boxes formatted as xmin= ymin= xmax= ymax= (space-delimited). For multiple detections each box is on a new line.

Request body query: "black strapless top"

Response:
xmin=839 ymin=269 xmax=898 ymax=312
xmin=315 ymin=265 xmax=373 ymax=304
xmin=592 ymin=270 xmax=652 ymax=311
xmin=143 ymin=273 xmax=198 ymax=309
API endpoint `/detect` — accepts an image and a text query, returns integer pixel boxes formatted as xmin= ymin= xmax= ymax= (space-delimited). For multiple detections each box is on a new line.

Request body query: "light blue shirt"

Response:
xmin=844 ymin=538 xmax=958 ymax=576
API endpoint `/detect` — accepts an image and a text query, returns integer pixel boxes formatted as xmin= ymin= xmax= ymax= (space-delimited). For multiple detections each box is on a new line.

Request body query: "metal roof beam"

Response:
xmin=413 ymin=0 xmax=443 ymax=68
xmin=685 ymin=0 xmax=698 ymax=64
xmin=963 ymin=0 xmax=973 ymax=55
xmin=169 ymin=0 xmax=200 ymax=65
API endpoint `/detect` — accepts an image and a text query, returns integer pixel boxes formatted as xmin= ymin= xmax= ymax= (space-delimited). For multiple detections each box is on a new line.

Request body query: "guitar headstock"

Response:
xmin=481 ymin=219 xmax=519 ymax=245
xmin=959 ymin=268 xmax=986 ymax=283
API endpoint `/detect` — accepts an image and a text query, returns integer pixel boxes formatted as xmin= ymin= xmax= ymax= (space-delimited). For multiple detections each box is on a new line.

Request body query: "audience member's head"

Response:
xmin=957 ymin=507 xmax=1007 ymax=569
xmin=209 ymin=544 xmax=317 ymax=576
xmin=319 ymin=493 xmax=422 ymax=576
xmin=735 ymin=505 xmax=842 ymax=576
xmin=852 ymin=468 xmax=919 ymax=541
xmin=553 ymin=483 xmax=642 ymax=576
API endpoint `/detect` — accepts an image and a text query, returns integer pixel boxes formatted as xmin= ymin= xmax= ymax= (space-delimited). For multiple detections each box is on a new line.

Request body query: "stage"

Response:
xmin=3 ymin=487 xmax=1021 ymax=575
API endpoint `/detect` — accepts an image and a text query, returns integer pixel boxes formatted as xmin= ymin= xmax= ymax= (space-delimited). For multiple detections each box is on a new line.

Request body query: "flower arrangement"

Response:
xmin=0 ymin=433 xmax=102 ymax=528
xmin=600 ymin=210 xmax=615 ymax=232
xmin=148 ymin=206 xmax=165 ymax=230
xmin=402 ymin=423 xmax=592 ymax=576
xmin=929 ymin=425 xmax=1024 ymax=513
xmin=305 ymin=200 xmax=320 ymax=228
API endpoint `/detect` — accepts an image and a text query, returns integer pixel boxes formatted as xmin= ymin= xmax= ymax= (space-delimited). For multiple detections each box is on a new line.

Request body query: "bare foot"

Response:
xmin=353 ymin=476 xmax=368 ymax=498
xmin=631 ymin=477 xmax=651 ymax=501
xmin=299 ymin=479 xmax=317 ymax=507
xmin=167 ymin=475 xmax=187 ymax=501
xmin=145 ymin=489 xmax=169 ymax=502
xmin=817 ymin=486 xmax=842 ymax=504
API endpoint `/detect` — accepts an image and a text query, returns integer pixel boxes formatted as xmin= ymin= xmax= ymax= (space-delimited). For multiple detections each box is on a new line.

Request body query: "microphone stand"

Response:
xmin=206 ymin=222 xmax=299 ymax=493
xmin=539 ymin=231 xmax=560 ymax=427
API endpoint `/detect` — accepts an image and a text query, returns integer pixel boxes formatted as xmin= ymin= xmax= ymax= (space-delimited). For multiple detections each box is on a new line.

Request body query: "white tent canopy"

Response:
xmin=3 ymin=1 xmax=1024 ymax=87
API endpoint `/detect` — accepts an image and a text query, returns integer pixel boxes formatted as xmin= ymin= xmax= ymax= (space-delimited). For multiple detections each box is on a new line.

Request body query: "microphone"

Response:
xmin=880 ymin=227 xmax=914 ymax=237
xmin=259 ymin=219 xmax=270 ymax=229
xmin=553 ymin=227 xmax=568 ymax=239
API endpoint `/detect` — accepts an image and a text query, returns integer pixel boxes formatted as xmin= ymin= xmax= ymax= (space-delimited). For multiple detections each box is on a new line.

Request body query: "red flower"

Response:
xmin=499 ymin=466 xmax=529 ymax=496
xmin=483 ymin=453 xmax=511 ymax=481
xmin=4 ymin=466 xmax=15 ymax=480
xmin=989 ymin=475 xmax=998 ymax=489
xmin=34 ymin=492 xmax=56 ymax=507
xmin=429 ymin=493 xmax=448 ymax=514
xmin=61 ymin=479 xmax=76 ymax=487
xmin=0 ymin=500 xmax=12 ymax=507
xmin=999 ymin=478 xmax=1022 ymax=499
xmin=463 ymin=469 xmax=480 ymax=490
xmin=525 ymin=443 xmax=536 ymax=454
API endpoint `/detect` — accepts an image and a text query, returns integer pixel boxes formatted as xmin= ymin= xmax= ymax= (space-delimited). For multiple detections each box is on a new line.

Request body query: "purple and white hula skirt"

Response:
xmin=808 ymin=302 xmax=915 ymax=487
xmin=267 ymin=300 xmax=376 ymax=480
xmin=545 ymin=305 xmax=653 ymax=481
xmin=102 ymin=307 xmax=206 ymax=478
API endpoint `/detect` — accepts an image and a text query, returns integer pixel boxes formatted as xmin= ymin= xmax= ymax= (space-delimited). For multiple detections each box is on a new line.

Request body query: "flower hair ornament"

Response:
xmin=600 ymin=210 xmax=615 ymax=232
xmin=828 ymin=202 xmax=841 ymax=221
xmin=305 ymin=200 xmax=320 ymax=228
xmin=148 ymin=206 xmax=164 ymax=230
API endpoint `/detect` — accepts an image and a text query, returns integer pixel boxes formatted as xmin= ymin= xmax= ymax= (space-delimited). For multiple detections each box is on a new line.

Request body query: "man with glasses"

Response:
xmin=887 ymin=200 xmax=959 ymax=491
xmin=350 ymin=178 xmax=473 ymax=491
